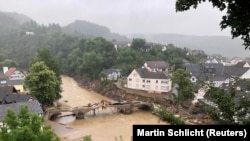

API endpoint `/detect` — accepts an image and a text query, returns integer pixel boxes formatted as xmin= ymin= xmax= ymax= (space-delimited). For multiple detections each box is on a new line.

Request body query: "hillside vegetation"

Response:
xmin=128 ymin=33 xmax=247 ymax=59
xmin=0 ymin=11 xmax=206 ymax=79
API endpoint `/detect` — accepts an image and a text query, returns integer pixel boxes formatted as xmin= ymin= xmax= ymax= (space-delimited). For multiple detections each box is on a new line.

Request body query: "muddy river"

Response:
xmin=45 ymin=75 xmax=166 ymax=141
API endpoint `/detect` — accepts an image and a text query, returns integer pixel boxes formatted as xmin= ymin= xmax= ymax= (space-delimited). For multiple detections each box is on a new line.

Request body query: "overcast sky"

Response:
xmin=0 ymin=0 xmax=231 ymax=36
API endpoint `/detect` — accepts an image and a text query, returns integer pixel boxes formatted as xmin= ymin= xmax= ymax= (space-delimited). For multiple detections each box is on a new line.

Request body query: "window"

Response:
xmin=142 ymin=85 xmax=145 ymax=88
xmin=161 ymin=80 xmax=168 ymax=84
xmin=155 ymin=86 xmax=158 ymax=90
xmin=161 ymin=86 xmax=169 ymax=90
xmin=146 ymin=80 xmax=151 ymax=83
xmin=136 ymin=79 xmax=139 ymax=82
xmin=142 ymin=80 xmax=145 ymax=83
xmin=156 ymin=80 xmax=158 ymax=83
xmin=191 ymin=76 xmax=196 ymax=82
xmin=146 ymin=85 xmax=150 ymax=89
xmin=133 ymin=73 xmax=137 ymax=77
xmin=129 ymin=78 xmax=132 ymax=81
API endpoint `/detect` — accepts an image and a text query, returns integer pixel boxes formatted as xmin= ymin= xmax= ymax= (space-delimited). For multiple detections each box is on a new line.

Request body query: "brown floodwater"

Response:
xmin=45 ymin=75 xmax=166 ymax=141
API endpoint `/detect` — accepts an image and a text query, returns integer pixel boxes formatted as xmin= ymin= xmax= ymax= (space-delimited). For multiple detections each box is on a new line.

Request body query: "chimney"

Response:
xmin=3 ymin=67 xmax=8 ymax=74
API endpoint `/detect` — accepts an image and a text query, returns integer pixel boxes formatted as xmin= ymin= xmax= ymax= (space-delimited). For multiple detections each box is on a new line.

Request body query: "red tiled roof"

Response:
xmin=4 ymin=67 xmax=16 ymax=77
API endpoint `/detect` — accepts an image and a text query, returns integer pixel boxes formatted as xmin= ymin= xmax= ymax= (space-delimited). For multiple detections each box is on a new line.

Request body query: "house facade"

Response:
xmin=143 ymin=61 xmax=169 ymax=72
xmin=234 ymin=61 xmax=250 ymax=68
xmin=127 ymin=68 xmax=171 ymax=93
xmin=6 ymin=80 xmax=24 ymax=92
xmin=113 ymin=41 xmax=131 ymax=50
xmin=185 ymin=63 xmax=250 ymax=88
xmin=4 ymin=67 xmax=25 ymax=80
xmin=1 ymin=67 xmax=25 ymax=92
xmin=101 ymin=69 xmax=121 ymax=81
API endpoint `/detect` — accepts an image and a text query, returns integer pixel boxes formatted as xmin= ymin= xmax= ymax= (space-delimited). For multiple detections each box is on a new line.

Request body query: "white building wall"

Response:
xmin=243 ymin=63 xmax=250 ymax=68
xmin=127 ymin=70 xmax=142 ymax=90
xmin=8 ymin=70 xmax=25 ymax=80
xmin=127 ymin=70 xmax=172 ymax=93
xmin=241 ymin=69 xmax=250 ymax=79
xmin=3 ymin=67 xmax=8 ymax=74
xmin=213 ymin=81 xmax=226 ymax=87
xmin=205 ymin=80 xmax=228 ymax=87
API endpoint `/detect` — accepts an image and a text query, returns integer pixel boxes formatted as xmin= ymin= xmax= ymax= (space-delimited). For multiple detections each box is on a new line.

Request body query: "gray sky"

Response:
xmin=0 ymin=0 xmax=231 ymax=36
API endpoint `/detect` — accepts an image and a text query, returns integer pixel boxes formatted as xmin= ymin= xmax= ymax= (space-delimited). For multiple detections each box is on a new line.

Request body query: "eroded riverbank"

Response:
xmin=45 ymin=75 xmax=166 ymax=141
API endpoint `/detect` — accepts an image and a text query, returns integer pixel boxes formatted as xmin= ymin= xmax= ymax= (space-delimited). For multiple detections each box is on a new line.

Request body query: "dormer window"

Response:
xmin=191 ymin=76 xmax=197 ymax=83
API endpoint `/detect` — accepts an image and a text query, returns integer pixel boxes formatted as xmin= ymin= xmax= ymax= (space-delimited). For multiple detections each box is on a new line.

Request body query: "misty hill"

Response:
xmin=0 ymin=11 xmax=32 ymax=35
xmin=63 ymin=20 xmax=129 ymax=42
xmin=0 ymin=11 xmax=31 ymax=27
xmin=128 ymin=33 xmax=249 ymax=59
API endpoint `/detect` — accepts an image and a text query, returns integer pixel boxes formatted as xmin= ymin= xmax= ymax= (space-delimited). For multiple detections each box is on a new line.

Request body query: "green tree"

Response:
xmin=131 ymin=38 xmax=146 ymax=51
xmin=155 ymin=107 xmax=185 ymax=125
xmin=172 ymin=68 xmax=194 ymax=112
xmin=0 ymin=59 xmax=18 ymax=68
xmin=31 ymin=47 xmax=61 ymax=79
xmin=82 ymin=135 xmax=92 ymax=141
xmin=176 ymin=0 xmax=250 ymax=49
xmin=30 ymin=47 xmax=62 ymax=99
xmin=0 ymin=104 xmax=60 ymax=141
xmin=205 ymin=86 xmax=250 ymax=125
xmin=24 ymin=61 xmax=61 ymax=106
xmin=78 ymin=51 xmax=103 ymax=80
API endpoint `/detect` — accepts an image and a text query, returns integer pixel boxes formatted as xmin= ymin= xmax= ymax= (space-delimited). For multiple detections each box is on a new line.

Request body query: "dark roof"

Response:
xmin=6 ymin=79 xmax=23 ymax=85
xmin=185 ymin=63 xmax=249 ymax=81
xmin=185 ymin=64 xmax=200 ymax=75
xmin=224 ymin=66 xmax=249 ymax=77
xmin=220 ymin=79 xmax=249 ymax=91
xmin=0 ymin=86 xmax=18 ymax=94
xmin=0 ymin=100 xmax=43 ymax=121
xmin=0 ymin=72 xmax=6 ymax=80
xmin=145 ymin=61 xmax=169 ymax=69
xmin=234 ymin=61 xmax=249 ymax=67
xmin=102 ymin=69 xmax=121 ymax=74
xmin=135 ymin=68 xmax=169 ymax=79
xmin=4 ymin=94 xmax=32 ymax=103
xmin=203 ymin=63 xmax=225 ymax=75
xmin=185 ymin=63 xmax=225 ymax=75
xmin=0 ymin=93 xmax=7 ymax=103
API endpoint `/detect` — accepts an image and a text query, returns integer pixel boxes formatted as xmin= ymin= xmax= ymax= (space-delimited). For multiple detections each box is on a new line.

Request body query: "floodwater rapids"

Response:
xmin=45 ymin=75 xmax=166 ymax=141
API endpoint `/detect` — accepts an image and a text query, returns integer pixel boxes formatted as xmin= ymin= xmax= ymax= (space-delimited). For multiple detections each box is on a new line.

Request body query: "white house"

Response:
xmin=229 ymin=57 xmax=243 ymax=65
xmin=101 ymin=69 xmax=121 ymax=81
xmin=143 ymin=61 xmax=169 ymax=72
xmin=234 ymin=61 xmax=250 ymax=68
xmin=3 ymin=67 xmax=25 ymax=80
xmin=113 ymin=41 xmax=131 ymax=50
xmin=127 ymin=68 xmax=172 ymax=93
xmin=224 ymin=66 xmax=250 ymax=79
xmin=205 ymin=57 xmax=219 ymax=64
xmin=25 ymin=31 xmax=35 ymax=35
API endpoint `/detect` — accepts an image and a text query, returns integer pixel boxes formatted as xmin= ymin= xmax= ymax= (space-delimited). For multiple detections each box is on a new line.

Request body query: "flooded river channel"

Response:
xmin=45 ymin=75 xmax=166 ymax=141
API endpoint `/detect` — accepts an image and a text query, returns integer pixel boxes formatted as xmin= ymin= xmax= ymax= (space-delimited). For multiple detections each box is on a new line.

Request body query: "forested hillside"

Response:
xmin=0 ymin=11 xmax=207 ymax=79
xmin=128 ymin=33 xmax=247 ymax=59
xmin=0 ymin=11 xmax=32 ymax=36
xmin=63 ymin=20 xmax=129 ymax=41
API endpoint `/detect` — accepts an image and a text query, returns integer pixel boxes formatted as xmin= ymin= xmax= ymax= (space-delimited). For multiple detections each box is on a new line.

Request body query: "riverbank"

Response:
xmin=71 ymin=75 xmax=206 ymax=121
xmin=72 ymin=75 xmax=172 ymax=106
xmin=45 ymin=75 xmax=167 ymax=141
